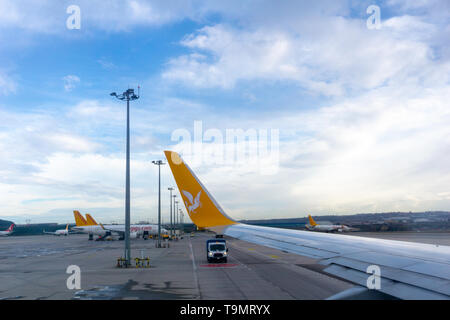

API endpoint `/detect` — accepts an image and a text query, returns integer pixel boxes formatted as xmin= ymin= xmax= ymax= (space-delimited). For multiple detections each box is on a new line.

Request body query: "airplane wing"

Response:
xmin=223 ymin=224 xmax=450 ymax=300
xmin=99 ymin=224 xmax=122 ymax=235
xmin=164 ymin=150 xmax=450 ymax=300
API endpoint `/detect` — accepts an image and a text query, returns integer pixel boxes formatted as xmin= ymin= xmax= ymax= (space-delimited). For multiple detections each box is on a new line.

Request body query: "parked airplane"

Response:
xmin=305 ymin=215 xmax=356 ymax=232
xmin=164 ymin=150 xmax=450 ymax=300
xmin=71 ymin=211 xmax=168 ymax=240
xmin=72 ymin=210 xmax=97 ymax=240
xmin=43 ymin=224 xmax=74 ymax=236
xmin=0 ymin=224 xmax=15 ymax=236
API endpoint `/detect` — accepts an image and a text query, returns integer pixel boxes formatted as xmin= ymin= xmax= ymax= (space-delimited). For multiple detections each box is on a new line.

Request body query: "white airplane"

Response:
xmin=43 ymin=224 xmax=74 ymax=236
xmin=0 ymin=224 xmax=15 ymax=236
xmin=305 ymin=215 xmax=356 ymax=232
xmin=164 ymin=150 xmax=450 ymax=300
xmin=71 ymin=211 xmax=168 ymax=240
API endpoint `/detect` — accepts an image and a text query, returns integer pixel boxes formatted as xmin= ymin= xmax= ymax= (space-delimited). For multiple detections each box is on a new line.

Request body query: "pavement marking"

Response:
xmin=230 ymin=242 xmax=286 ymax=263
xmin=188 ymin=237 xmax=201 ymax=299
xmin=199 ymin=263 xmax=239 ymax=268
xmin=228 ymin=241 xmax=297 ymax=299
xmin=226 ymin=246 xmax=252 ymax=271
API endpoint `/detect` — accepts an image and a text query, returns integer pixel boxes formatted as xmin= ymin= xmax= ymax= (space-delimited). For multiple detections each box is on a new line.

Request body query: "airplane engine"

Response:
xmin=130 ymin=232 xmax=138 ymax=239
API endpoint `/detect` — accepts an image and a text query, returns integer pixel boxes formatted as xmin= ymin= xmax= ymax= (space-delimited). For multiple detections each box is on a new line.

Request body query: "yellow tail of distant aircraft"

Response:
xmin=85 ymin=214 xmax=98 ymax=225
xmin=164 ymin=150 xmax=450 ymax=300
xmin=73 ymin=210 xmax=89 ymax=226
xmin=72 ymin=210 xmax=102 ymax=240
xmin=308 ymin=215 xmax=318 ymax=226
xmin=306 ymin=214 xmax=354 ymax=232
xmin=72 ymin=211 xmax=169 ymax=240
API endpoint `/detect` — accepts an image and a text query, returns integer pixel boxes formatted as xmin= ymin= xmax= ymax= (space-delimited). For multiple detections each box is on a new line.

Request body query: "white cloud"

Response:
xmin=97 ymin=58 xmax=116 ymax=70
xmin=0 ymin=99 xmax=193 ymax=222
xmin=0 ymin=72 xmax=17 ymax=95
xmin=0 ymin=0 xmax=351 ymax=34
xmin=0 ymin=106 xmax=99 ymax=178
xmin=165 ymin=85 xmax=450 ymax=219
xmin=282 ymin=86 xmax=450 ymax=212
xmin=163 ymin=13 xmax=449 ymax=96
xmin=69 ymin=100 xmax=122 ymax=120
xmin=63 ymin=75 xmax=80 ymax=91
xmin=2 ymin=84 xmax=450 ymax=221
xmin=0 ymin=0 xmax=203 ymax=33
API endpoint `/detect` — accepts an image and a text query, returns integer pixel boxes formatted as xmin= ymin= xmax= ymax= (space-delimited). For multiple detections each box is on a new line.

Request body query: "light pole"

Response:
xmin=181 ymin=210 xmax=184 ymax=232
xmin=178 ymin=209 xmax=182 ymax=233
xmin=175 ymin=200 xmax=179 ymax=238
xmin=172 ymin=195 xmax=177 ymax=238
xmin=152 ymin=160 xmax=165 ymax=248
xmin=175 ymin=201 xmax=180 ymax=228
xmin=110 ymin=87 xmax=139 ymax=266
xmin=168 ymin=187 xmax=174 ymax=239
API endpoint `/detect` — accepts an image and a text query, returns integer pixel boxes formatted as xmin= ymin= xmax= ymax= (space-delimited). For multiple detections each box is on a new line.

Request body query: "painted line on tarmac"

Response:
xmin=229 ymin=241 xmax=287 ymax=263
xmin=188 ymin=237 xmax=201 ymax=299
xmin=199 ymin=263 xmax=239 ymax=268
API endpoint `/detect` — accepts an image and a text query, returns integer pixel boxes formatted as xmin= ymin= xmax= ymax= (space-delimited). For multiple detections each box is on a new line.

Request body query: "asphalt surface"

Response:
xmin=0 ymin=231 xmax=447 ymax=300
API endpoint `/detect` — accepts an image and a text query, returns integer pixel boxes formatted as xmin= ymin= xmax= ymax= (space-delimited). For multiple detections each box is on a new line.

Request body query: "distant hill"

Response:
xmin=239 ymin=211 xmax=450 ymax=232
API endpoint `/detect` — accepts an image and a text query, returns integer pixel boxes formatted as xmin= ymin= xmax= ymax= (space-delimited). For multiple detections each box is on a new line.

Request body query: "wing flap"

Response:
xmin=324 ymin=264 xmax=448 ymax=300
xmin=403 ymin=261 xmax=450 ymax=280
xmin=342 ymin=251 xmax=425 ymax=268
xmin=323 ymin=256 xmax=450 ymax=296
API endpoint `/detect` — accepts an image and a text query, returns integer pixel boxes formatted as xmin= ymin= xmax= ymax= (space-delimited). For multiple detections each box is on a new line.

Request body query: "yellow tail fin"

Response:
xmin=164 ymin=151 xmax=237 ymax=228
xmin=73 ymin=210 xmax=88 ymax=226
xmin=85 ymin=214 xmax=98 ymax=225
xmin=308 ymin=215 xmax=317 ymax=226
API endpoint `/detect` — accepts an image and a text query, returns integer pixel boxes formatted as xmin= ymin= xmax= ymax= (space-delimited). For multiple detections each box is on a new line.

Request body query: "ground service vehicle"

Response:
xmin=206 ymin=239 xmax=228 ymax=263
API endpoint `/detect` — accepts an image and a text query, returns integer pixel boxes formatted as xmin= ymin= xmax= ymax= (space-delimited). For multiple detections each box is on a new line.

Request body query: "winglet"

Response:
xmin=164 ymin=151 xmax=237 ymax=229
xmin=308 ymin=215 xmax=317 ymax=226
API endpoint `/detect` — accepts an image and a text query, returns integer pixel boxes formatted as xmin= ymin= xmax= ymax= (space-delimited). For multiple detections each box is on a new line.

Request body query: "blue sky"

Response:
xmin=0 ymin=0 xmax=449 ymax=224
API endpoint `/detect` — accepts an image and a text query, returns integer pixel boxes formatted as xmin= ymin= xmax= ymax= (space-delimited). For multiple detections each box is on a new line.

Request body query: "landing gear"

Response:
xmin=88 ymin=234 xmax=93 ymax=241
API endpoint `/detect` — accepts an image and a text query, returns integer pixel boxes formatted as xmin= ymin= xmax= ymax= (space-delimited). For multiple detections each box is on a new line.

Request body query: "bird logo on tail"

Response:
xmin=182 ymin=190 xmax=201 ymax=214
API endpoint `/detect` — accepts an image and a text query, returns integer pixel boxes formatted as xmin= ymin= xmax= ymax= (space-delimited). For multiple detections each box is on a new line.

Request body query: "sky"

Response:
xmin=0 ymin=0 xmax=449 ymax=224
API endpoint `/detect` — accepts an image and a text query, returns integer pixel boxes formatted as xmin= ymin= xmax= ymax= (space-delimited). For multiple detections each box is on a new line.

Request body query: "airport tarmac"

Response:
xmin=0 ymin=231 xmax=448 ymax=300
